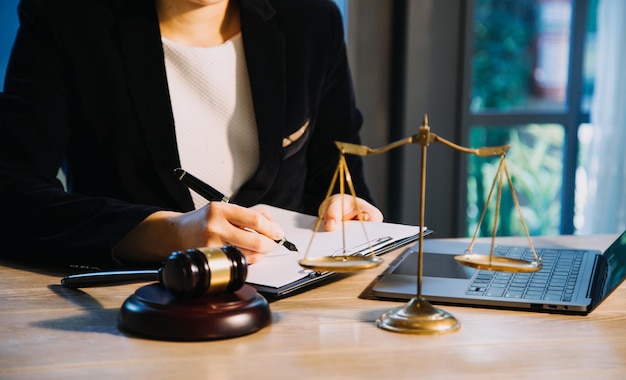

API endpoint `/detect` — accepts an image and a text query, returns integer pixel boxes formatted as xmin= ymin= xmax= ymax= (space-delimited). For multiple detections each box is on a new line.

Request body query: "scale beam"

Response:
xmin=300 ymin=115 xmax=542 ymax=335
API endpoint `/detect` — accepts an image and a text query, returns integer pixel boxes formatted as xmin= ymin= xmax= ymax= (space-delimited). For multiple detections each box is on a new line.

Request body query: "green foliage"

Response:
xmin=466 ymin=125 xmax=563 ymax=237
xmin=472 ymin=0 xmax=537 ymax=111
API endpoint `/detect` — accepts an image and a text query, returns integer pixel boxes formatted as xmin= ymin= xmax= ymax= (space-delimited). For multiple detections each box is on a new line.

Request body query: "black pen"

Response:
xmin=174 ymin=168 xmax=299 ymax=252
xmin=174 ymin=167 xmax=230 ymax=203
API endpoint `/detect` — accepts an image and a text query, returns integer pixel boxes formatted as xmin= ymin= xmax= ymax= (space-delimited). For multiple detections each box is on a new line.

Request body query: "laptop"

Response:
xmin=372 ymin=231 xmax=626 ymax=315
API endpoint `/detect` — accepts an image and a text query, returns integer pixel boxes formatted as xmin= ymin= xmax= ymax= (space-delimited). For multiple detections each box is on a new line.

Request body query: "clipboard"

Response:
xmin=247 ymin=205 xmax=431 ymax=298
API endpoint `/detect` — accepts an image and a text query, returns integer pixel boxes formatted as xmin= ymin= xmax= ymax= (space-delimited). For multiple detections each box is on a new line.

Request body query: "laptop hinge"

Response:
xmin=587 ymin=254 xmax=607 ymax=306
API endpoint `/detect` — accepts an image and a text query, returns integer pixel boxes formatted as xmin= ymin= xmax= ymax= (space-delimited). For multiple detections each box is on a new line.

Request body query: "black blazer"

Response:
xmin=0 ymin=0 xmax=373 ymax=266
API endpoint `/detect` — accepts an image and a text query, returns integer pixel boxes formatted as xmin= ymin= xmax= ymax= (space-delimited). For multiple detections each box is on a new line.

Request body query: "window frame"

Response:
xmin=458 ymin=0 xmax=592 ymax=235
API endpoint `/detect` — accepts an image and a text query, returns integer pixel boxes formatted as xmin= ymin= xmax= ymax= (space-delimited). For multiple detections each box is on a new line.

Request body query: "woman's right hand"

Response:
xmin=113 ymin=202 xmax=285 ymax=264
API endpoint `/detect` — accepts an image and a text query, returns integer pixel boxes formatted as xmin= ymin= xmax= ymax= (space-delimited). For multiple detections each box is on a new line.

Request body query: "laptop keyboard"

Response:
xmin=466 ymin=247 xmax=585 ymax=302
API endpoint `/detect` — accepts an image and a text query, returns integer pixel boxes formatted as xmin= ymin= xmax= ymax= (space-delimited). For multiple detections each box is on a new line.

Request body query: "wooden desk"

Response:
xmin=1 ymin=235 xmax=625 ymax=379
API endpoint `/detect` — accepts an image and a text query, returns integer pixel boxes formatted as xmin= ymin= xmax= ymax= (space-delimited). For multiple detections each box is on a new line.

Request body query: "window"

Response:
xmin=0 ymin=0 xmax=20 ymax=90
xmin=462 ymin=0 xmax=597 ymax=237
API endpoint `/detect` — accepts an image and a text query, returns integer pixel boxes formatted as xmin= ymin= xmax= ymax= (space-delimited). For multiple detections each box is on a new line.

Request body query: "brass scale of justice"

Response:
xmin=298 ymin=115 xmax=543 ymax=334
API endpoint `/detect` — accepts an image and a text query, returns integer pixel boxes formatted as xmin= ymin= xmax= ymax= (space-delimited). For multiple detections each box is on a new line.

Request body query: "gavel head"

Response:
xmin=159 ymin=245 xmax=247 ymax=298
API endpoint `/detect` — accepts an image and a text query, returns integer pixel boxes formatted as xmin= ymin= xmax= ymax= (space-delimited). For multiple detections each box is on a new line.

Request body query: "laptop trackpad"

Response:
xmin=393 ymin=251 xmax=476 ymax=279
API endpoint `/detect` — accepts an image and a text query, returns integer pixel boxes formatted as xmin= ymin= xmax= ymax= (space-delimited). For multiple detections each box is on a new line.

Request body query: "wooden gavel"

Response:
xmin=61 ymin=245 xmax=247 ymax=298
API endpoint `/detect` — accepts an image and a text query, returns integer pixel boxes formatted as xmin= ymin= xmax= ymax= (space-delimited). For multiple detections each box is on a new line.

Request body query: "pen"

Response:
xmin=174 ymin=168 xmax=299 ymax=252
xmin=173 ymin=167 xmax=230 ymax=203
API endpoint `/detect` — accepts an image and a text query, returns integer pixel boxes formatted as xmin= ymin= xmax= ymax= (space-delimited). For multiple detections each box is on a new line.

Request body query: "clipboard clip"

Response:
xmin=303 ymin=237 xmax=394 ymax=277
xmin=331 ymin=236 xmax=394 ymax=257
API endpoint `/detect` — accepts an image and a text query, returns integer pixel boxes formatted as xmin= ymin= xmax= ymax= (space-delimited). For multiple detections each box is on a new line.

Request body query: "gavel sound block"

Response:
xmin=62 ymin=246 xmax=272 ymax=341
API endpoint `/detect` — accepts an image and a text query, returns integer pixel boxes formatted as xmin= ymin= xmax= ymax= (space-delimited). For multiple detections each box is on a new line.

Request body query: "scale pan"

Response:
xmin=454 ymin=254 xmax=542 ymax=273
xmin=298 ymin=255 xmax=383 ymax=272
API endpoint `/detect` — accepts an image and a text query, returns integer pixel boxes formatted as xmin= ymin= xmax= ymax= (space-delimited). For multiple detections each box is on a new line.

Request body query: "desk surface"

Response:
xmin=1 ymin=235 xmax=626 ymax=379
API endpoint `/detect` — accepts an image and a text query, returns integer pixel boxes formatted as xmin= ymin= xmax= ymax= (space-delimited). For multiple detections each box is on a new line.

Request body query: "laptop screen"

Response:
xmin=598 ymin=231 xmax=626 ymax=303
xmin=394 ymin=250 xmax=476 ymax=279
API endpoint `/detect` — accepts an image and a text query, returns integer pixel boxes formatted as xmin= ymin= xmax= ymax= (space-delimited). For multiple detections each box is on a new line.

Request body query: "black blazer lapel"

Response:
xmin=115 ymin=1 xmax=193 ymax=210
xmin=236 ymin=0 xmax=286 ymax=204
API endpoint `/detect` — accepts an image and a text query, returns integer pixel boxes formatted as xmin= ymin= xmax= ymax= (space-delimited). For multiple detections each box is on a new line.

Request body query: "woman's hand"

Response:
xmin=113 ymin=202 xmax=285 ymax=264
xmin=319 ymin=194 xmax=384 ymax=232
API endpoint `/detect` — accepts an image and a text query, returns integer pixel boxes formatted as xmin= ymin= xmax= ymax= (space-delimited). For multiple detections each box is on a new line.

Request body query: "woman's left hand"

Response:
xmin=319 ymin=194 xmax=384 ymax=231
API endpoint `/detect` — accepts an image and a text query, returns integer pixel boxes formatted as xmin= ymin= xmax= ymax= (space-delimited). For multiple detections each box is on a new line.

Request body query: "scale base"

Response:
xmin=376 ymin=297 xmax=460 ymax=335
xmin=118 ymin=283 xmax=271 ymax=341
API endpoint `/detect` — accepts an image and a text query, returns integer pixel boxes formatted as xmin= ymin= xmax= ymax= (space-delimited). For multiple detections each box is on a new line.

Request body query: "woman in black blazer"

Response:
xmin=0 ymin=0 xmax=382 ymax=267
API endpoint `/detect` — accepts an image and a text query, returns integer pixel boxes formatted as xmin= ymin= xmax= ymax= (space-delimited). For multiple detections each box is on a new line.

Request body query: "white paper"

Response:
xmin=246 ymin=205 xmax=423 ymax=288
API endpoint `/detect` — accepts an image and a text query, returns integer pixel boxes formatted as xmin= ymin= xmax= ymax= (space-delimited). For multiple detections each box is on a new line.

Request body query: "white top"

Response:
xmin=162 ymin=33 xmax=259 ymax=209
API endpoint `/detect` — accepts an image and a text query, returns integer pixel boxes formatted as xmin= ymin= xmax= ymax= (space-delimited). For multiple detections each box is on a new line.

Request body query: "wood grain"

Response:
xmin=1 ymin=235 xmax=625 ymax=379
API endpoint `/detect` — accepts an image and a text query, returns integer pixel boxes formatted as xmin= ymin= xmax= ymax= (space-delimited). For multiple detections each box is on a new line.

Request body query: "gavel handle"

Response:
xmin=61 ymin=270 xmax=159 ymax=288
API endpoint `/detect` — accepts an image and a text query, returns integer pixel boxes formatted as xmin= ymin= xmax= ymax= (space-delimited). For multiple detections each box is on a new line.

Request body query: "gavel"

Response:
xmin=61 ymin=245 xmax=247 ymax=298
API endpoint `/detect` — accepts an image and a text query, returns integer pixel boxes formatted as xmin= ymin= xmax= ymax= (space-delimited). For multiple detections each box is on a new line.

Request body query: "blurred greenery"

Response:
xmin=472 ymin=0 xmax=537 ymax=111
xmin=468 ymin=0 xmax=563 ymax=237
xmin=467 ymin=125 xmax=563 ymax=237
